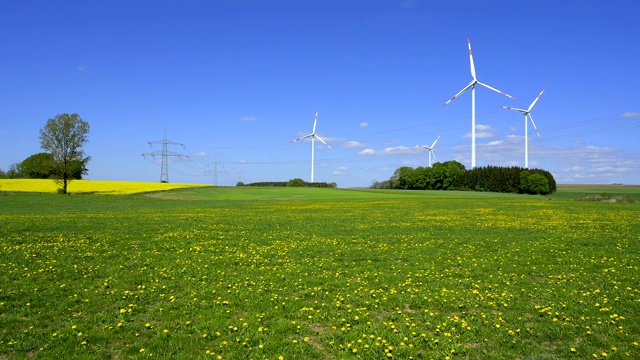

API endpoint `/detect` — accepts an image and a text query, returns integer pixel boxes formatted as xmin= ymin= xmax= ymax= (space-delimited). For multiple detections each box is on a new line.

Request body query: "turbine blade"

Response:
xmin=291 ymin=134 xmax=313 ymax=143
xmin=312 ymin=110 xmax=318 ymax=134
xmin=315 ymin=135 xmax=331 ymax=149
xmin=442 ymin=83 xmax=474 ymax=107
xmin=468 ymin=38 xmax=477 ymax=80
xmin=431 ymin=149 xmax=437 ymax=163
xmin=528 ymin=88 xmax=545 ymax=111
xmin=528 ymin=114 xmax=542 ymax=140
xmin=477 ymin=81 xmax=517 ymax=100
xmin=431 ymin=135 xmax=441 ymax=148
xmin=501 ymin=105 xmax=527 ymax=114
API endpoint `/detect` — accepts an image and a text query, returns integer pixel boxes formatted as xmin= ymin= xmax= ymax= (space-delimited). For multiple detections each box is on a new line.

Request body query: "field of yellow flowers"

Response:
xmin=0 ymin=187 xmax=638 ymax=359
xmin=0 ymin=179 xmax=210 ymax=194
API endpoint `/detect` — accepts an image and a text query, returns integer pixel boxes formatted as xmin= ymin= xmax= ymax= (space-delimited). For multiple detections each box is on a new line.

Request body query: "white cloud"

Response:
xmin=76 ymin=65 xmax=87 ymax=72
xmin=360 ymin=122 xmax=369 ymax=128
xmin=564 ymin=166 xmax=584 ymax=172
xmin=464 ymin=131 xmax=494 ymax=139
xmin=621 ymin=111 xmax=640 ymax=118
xmin=333 ymin=166 xmax=348 ymax=175
xmin=358 ymin=146 xmax=421 ymax=156
xmin=463 ymin=124 xmax=495 ymax=139
xmin=196 ymin=152 xmax=208 ymax=157
xmin=343 ymin=140 xmax=366 ymax=149
xmin=241 ymin=116 xmax=257 ymax=122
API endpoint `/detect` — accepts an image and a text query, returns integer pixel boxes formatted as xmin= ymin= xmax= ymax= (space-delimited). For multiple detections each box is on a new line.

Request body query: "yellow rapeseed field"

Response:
xmin=0 ymin=179 xmax=210 ymax=194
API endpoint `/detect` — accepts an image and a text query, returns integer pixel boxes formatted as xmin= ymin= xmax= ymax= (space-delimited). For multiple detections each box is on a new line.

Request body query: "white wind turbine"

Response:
xmin=442 ymin=38 xmax=517 ymax=168
xmin=501 ymin=88 xmax=545 ymax=169
xmin=291 ymin=110 xmax=331 ymax=183
xmin=416 ymin=135 xmax=441 ymax=168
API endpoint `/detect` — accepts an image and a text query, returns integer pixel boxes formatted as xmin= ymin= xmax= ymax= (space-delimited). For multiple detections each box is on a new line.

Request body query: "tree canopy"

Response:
xmin=38 ymin=113 xmax=90 ymax=194
xmin=372 ymin=161 xmax=556 ymax=195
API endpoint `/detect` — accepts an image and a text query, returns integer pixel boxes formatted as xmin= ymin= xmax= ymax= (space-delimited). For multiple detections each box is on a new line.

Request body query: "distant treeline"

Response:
xmin=238 ymin=178 xmax=337 ymax=188
xmin=371 ymin=161 xmax=556 ymax=195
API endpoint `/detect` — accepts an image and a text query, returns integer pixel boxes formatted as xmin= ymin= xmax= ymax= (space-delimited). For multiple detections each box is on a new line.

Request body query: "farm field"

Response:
xmin=0 ymin=179 xmax=210 ymax=195
xmin=0 ymin=185 xmax=639 ymax=359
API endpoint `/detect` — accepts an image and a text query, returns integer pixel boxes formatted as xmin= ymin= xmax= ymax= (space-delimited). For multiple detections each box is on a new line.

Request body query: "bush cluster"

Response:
xmin=372 ymin=161 xmax=556 ymax=195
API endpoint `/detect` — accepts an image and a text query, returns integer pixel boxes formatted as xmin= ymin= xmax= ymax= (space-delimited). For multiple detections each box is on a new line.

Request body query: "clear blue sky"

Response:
xmin=2 ymin=0 xmax=639 ymax=187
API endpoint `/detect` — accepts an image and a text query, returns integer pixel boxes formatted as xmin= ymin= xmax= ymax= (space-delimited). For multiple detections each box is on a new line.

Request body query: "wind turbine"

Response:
xmin=416 ymin=135 xmax=441 ymax=168
xmin=291 ymin=110 xmax=331 ymax=183
xmin=442 ymin=38 xmax=517 ymax=168
xmin=501 ymin=88 xmax=545 ymax=169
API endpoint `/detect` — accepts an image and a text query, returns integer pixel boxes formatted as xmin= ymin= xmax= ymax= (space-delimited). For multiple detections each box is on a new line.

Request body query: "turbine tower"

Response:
xmin=416 ymin=135 xmax=441 ymax=168
xmin=442 ymin=38 xmax=516 ymax=168
xmin=291 ymin=110 xmax=331 ymax=183
xmin=501 ymin=89 xmax=545 ymax=168
xmin=142 ymin=130 xmax=190 ymax=183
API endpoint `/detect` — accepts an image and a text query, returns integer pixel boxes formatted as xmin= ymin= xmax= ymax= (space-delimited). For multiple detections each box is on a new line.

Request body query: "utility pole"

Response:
xmin=214 ymin=158 xmax=218 ymax=186
xmin=142 ymin=130 xmax=189 ymax=183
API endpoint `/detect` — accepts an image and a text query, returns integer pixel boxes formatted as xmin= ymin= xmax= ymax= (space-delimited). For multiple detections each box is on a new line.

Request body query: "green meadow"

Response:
xmin=1 ymin=186 xmax=639 ymax=359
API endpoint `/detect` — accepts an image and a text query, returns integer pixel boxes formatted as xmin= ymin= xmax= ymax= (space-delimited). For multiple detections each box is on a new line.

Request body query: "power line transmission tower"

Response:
xmin=211 ymin=157 xmax=227 ymax=186
xmin=142 ymin=130 xmax=190 ymax=183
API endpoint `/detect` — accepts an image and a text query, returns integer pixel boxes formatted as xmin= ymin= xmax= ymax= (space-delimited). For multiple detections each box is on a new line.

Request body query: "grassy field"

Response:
xmin=1 ymin=183 xmax=639 ymax=359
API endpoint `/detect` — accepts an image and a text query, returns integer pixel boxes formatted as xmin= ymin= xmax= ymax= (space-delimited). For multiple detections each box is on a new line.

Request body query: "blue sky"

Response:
xmin=2 ymin=0 xmax=639 ymax=187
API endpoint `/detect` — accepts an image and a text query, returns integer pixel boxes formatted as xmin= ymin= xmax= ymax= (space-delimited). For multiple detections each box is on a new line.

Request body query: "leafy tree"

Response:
xmin=19 ymin=153 xmax=55 ymax=179
xmin=5 ymin=163 xmax=24 ymax=179
xmin=527 ymin=174 xmax=550 ymax=194
xmin=520 ymin=171 xmax=550 ymax=195
xmin=390 ymin=166 xmax=413 ymax=189
xmin=38 ymin=113 xmax=90 ymax=194
xmin=443 ymin=161 xmax=465 ymax=189
xmin=286 ymin=178 xmax=305 ymax=187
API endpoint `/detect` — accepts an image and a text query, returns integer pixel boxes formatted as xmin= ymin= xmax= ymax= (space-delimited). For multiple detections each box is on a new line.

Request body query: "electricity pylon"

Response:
xmin=142 ymin=130 xmax=189 ymax=183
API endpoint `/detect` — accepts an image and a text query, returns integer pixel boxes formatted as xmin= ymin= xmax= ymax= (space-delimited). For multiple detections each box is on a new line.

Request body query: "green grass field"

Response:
xmin=1 ymin=185 xmax=639 ymax=359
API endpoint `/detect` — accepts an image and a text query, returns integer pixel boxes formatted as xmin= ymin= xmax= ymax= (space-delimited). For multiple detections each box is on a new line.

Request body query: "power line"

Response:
xmin=142 ymin=129 xmax=190 ymax=183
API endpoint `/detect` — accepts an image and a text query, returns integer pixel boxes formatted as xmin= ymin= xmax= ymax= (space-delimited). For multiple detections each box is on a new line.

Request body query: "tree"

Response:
xmin=5 ymin=163 xmax=24 ymax=179
xmin=286 ymin=178 xmax=305 ymax=187
xmin=390 ymin=166 xmax=413 ymax=189
xmin=520 ymin=170 xmax=551 ymax=195
xmin=19 ymin=153 xmax=55 ymax=179
xmin=39 ymin=113 xmax=90 ymax=194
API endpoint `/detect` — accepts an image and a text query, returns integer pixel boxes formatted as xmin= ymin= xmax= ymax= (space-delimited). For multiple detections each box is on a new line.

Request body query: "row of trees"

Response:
xmin=0 ymin=153 xmax=87 ymax=180
xmin=238 ymin=178 xmax=338 ymax=188
xmin=1 ymin=113 xmax=90 ymax=194
xmin=371 ymin=161 xmax=556 ymax=195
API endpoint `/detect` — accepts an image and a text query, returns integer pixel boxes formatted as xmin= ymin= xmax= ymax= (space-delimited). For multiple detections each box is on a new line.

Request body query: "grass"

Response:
xmin=0 ymin=183 xmax=639 ymax=359
xmin=554 ymin=184 xmax=640 ymax=201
